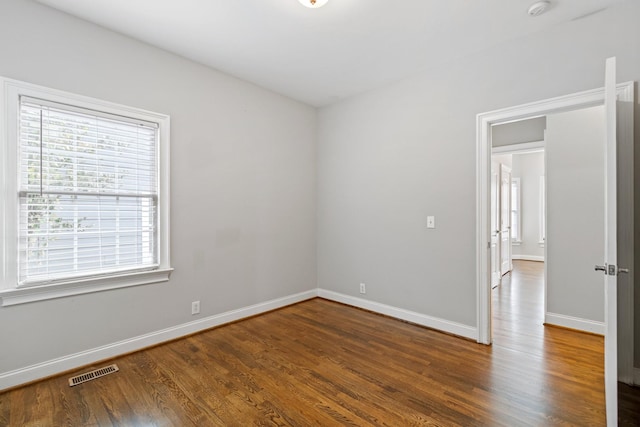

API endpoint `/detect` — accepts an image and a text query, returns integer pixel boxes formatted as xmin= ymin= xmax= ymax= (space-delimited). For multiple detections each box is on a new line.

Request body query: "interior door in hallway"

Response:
xmin=500 ymin=164 xmax=512 ymax=275
xmin=490 ymin=162 xmax=501 ymax=287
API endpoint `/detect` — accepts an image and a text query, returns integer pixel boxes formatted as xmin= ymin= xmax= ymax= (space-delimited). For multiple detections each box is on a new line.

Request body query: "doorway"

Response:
xmin=491 ymin=136 xmax=546 ymax=291
xmin=475 ymin=81 xmax=635 ymax=425
xmin=476 ymin=83 xmax=633 ymax=349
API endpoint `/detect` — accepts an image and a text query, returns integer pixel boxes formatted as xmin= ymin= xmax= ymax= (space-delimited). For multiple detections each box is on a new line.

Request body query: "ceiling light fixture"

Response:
xmin=527 ymin=1 xmax=551 ymax=17
xmin=298 ymin=0 xmax=328 ymax=9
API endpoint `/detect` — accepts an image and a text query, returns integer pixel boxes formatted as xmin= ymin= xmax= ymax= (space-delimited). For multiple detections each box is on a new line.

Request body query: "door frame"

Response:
xmin=475 ymin=83 xmax=634 ymax=381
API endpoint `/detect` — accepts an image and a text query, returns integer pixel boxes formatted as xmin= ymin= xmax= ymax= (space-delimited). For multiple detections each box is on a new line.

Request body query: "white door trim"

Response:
xmin=475 ymin=83 xmax=634 ymax=359
xmin=491 ymin=140 xmax=545 ymax=154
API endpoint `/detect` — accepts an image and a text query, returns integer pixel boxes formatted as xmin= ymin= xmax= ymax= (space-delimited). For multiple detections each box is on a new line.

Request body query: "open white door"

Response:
xmin=599 ymin=56 xmax=618 ymax=427
xmin=500 ymin=164 xmax=512 ymax=275
xmin=490 ymin=162 xmax=501 ymax=288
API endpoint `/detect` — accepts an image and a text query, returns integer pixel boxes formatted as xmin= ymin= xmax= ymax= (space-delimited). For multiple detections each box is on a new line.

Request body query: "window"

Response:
xmin=511 ymin=178 xmax=521 ymax=242
xmin=0 ymin=78 xmax=171 ymax=306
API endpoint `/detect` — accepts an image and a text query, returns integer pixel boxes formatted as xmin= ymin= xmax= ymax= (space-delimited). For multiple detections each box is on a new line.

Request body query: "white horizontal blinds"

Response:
xmin=18 ymin=97 xmax=159 ymax=285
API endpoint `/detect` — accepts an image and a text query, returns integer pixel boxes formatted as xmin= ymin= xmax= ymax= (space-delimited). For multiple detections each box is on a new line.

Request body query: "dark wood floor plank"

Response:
xmin=1 ymin=260 xmax=639 ymax=425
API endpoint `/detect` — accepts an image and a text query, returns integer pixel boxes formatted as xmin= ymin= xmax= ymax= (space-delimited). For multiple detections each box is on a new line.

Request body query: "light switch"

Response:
xmin=427 ymin=216 xmax=435 ymax=229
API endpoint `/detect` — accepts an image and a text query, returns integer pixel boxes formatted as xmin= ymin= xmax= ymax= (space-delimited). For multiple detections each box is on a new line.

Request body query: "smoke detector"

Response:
xmin=528 ymin=1 xmax=551 ymax=16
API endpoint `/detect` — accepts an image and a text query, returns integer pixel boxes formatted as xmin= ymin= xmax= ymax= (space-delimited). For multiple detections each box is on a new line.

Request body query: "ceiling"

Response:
xmin=36 ymin=0 xmax=624 ymax=107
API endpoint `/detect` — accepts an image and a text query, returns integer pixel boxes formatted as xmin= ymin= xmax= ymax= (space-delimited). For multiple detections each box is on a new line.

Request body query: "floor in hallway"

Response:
xmin=495 ymin=260 xmax=640 ymax=425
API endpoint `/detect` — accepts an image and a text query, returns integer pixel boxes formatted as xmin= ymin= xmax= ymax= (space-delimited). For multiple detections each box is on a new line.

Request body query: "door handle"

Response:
xmin=595 ymin=264 xmax=629 ymax=275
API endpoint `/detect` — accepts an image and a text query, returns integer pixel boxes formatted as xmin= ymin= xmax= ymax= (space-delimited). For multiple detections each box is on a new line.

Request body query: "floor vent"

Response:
xmin=68 ymin=364 xmax=119 ymax=387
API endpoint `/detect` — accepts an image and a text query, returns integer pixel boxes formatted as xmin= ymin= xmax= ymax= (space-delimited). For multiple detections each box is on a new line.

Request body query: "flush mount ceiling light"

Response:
xmin=528 ymin=1 xmax=551 ymax=16
xmin=298 ymin=0 xmax=329 ymax=8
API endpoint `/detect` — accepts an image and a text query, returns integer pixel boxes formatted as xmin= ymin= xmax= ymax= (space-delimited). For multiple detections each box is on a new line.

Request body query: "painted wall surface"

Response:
xmin=492 ymin=117 xmax=546 ymax=147
xmin=546 ymin=107 xmax=604 ymax=322
xmin=317 ymin=1 xmax=639 ymax=364
xmin=492 ymin=154 xmax=512 ymax=168
xmin=511 ymin=152 xmax=545 ymax=260
xmin=0 ymin=0 xmax=316 ymax=375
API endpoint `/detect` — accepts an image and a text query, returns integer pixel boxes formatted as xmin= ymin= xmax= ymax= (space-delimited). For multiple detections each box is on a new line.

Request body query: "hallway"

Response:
xmin=493 ymin=260 xmax=549 ymax=355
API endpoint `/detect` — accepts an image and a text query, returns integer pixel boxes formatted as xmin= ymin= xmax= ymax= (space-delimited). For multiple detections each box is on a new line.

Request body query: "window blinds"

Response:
xmin=18 ymin=96 xmax=159 ymax=285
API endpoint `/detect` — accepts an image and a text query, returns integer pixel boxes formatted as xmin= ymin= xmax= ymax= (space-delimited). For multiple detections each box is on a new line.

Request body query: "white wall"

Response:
xmin=492 ymin=154 xmax=512 ymax=168
xmin=0 ymin=0 xmax=316 ymax=385
xmin=317 ymin=1 xmax=640 ymax=360
xmin=546 ymin=107 xmax=604 ymax=327
xmin=511 ymin=152 xmax=545 ymax=261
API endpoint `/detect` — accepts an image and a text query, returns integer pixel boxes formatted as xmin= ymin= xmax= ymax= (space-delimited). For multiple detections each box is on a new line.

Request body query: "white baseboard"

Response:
xmin=545 ymin=312 xmax=604 ymax=335
xmin=0 ymin=289 xmax=317 ymax=391
xmin=512 ymin=255 xmax=545 ymax=262
xmin=318 ymin=289 xmax=477 ymax=340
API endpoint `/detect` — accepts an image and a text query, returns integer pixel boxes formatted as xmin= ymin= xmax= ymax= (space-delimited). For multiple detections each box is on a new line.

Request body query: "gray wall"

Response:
xmin=0 ymin=0 xmax=317 ymax=374
xmin=511 ymin=152 xmax=545 ymax=260
xmin=546 ymin=106 xmax=604 ymax=323
xmin=317 ymin=1 xmax=640 ymax=365
xmin=492 ymin=117 xmax=546 ymax=147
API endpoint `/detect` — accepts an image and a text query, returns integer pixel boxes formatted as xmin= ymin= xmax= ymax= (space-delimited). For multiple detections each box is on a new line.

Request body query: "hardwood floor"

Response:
xmin=620 ymin=382 xmax=640 ymax=426
xmin=495 ymin=260 xmax=640 ymax=426
xmin=1 ymin=260 xmax=638 ymax=425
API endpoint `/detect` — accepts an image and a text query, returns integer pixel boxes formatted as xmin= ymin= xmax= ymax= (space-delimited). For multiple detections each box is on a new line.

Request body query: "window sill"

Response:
xmin=0 ymin=268 xmax=173 ymax=307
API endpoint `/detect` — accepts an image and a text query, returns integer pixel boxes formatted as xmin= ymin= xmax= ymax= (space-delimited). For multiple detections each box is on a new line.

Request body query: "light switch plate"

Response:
xmin=427 ymin=216 xmax=435 ymax=229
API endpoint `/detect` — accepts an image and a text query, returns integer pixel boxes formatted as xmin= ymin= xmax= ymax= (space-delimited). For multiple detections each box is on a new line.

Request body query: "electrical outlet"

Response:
xmin=191 ymin=301 xmax=200 ymax=315
xmin=359 ymin=283 xmax=366 ymax=294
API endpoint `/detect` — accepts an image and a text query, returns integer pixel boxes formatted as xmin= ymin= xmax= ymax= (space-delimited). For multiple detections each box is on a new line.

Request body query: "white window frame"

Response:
xmin=510 ymin=177 xmax=521 ymax=244
xmin=0 ymin=77 xmax=172 ymax=306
